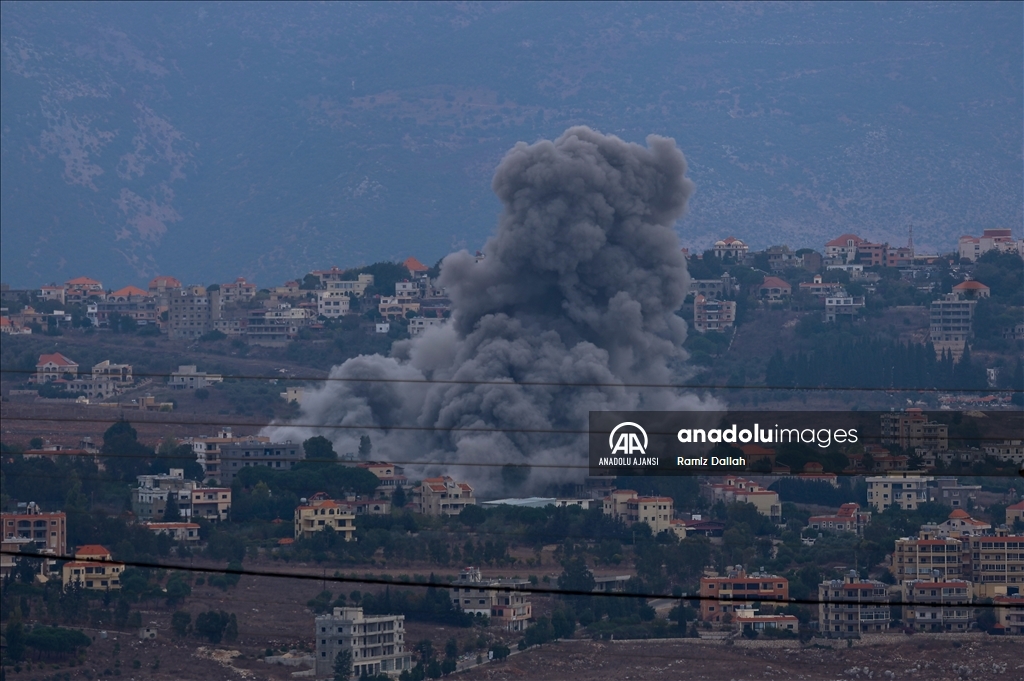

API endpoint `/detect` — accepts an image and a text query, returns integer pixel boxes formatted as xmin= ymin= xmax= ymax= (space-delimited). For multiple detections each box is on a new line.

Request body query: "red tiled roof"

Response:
xmin=404 ymin=257 xmax=429 ymax=272
xmin=952 ymin=280 xmax=989 ymax=290
xmin=148 ymin=276 xmax=182 ymax=288
xmin=825 ymin=234 xmax=865 ymax=247
xmin=948 ymin=509 xmax=971 ymax=519
xmin=75 ymin=544 xmax=111 ymax=556
xmin=1007 ymin=501 xmax=1024 ymax=511
xmin=65 ymin=276 xmax=101 ymax=286
xmin=110 ymin=285 xmax=148 ymax=298
xmin=760 ymin=276 xmax=790 ymax=289
xmin=37 ymin=352 xmax=77 ymax=367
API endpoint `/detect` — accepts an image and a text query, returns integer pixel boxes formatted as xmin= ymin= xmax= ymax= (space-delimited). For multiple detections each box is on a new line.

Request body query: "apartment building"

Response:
xmin=294 ymin=494 xmax=356 ymax=541
xmin=355 ymin=462 xmax=408 ymax=499
xmin=693 ymin=294 xmax=736 ymax=333
xmin=411 ymin=476 xmax=476 ymax=516
xmin=602 ymin=490 xmax=675 ymax=533
xmin=824 ymin=234 xmax=865 ymax=263
xmin=1 ymin=503 xmax=67 ymax=564
xmin=1008 ymin=501 xmax=1024 ymax=528
xmin=984 ymin=440 xmax=1024 ymax=465
xmin=314 ymin=607 xmax=411 ymax=679
xmin=189 ymin=487 xmax=232 ymax=522
xmin=321 ymin=273 xmax=375 ymax=297
xmin=217 ymin=441 xmax=305 ymax=485
xmin=880 ymin=410 xmax=948 ymax=451
xmin=183 ymin=429 xmax=270 ymax=482
xmin=957 ymin=228 xmax=1020 ymax=262
xmin=904 ymin=575 xmax=973 ymax=632
xmin=818 ymin=572 xmax=890 ymax=636
xmin=317 ymin=290 xmax=351 ymax=318
xmin=62 ymin=545 xmax=124 ymax=591
xmin=993 ymin=594 xmax=1024 ymax=635
xmin=409 ymin=317 xmax=445 ymax=336
xmin=703 ymin=477 xmax=782 ymax=522
xmin=865 ymin=473 xmax=933 ymax=512
xmin=450 ymin=567 xmax=532 ymax=632
xmin=132 ymin=469 xmax=196 ymax=521
xmin=698 ymin=567 xmax=789 ymax=623
xmin=965 ymin=531 xmax=1024 ymax=598
xmin=929 ymin=293 xmax=976 ymax=360
xmin=167 ymin=285 xmax=217 ymax=340
xmin=808 ymin=503 xmax=871 ymax=536
xmin=219 ymin=277 xmax=257 ymax=304
xmin=892 ymin=534 xmax=964 ymax=586
xmin=34 ymin=352 xmax=78 ymax=382
xmin=824 ymin=291 xmax=865 ymax=322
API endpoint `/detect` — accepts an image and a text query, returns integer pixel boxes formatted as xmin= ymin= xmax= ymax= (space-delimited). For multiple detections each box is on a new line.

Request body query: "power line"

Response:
xmin=5 ymin=550 xmax=1019 ymax=609
xmin=2 ymin=366 xmax=1019 ymax=393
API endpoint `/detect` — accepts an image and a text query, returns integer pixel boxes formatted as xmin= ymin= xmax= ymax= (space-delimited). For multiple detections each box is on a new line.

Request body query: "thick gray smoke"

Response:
xmin=266 ymin=127 xmax=718 ymax=493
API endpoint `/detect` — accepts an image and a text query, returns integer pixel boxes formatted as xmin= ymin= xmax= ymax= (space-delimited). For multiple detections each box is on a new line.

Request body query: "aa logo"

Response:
xmin=609 ymin=422 xmax=648 ymax=455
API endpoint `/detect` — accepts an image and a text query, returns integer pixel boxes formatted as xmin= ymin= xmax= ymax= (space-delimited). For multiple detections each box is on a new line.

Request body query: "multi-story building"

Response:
xmin=929 ymin=293 xmax=977 ymax=361
xmin=734 ymin=609 xmax=799 ymax=635
xmin=711 ymin=236 xmax=749 ymax=260
xmin=808 ymin=503 xmax=871 ymax=536
xmin=702 ymin=477 xmax=782 ymax=522
xmin=378 ymin=296 xmax=421 ymax=319
xmin=355 ymin=462 xmax=408 ymax=499
xmin=132 ymin=469 xmax=198 ymax=521
xmin=865 ymin=473 xmax=933 ymax=512
xmin=688 ymin=274 xmax=733 ymax=300
xmin=993 ymin=594 xmax=1024 ymax=635
xmin=294 ymin=494 xmax=356 ymax=541
xmin=798 ymin=274 xmax=845 ymax=299
xmin=824 ymin=291 xmax=865 ymax=322
xmin=903 ymin=575 xmax=973 ymax=632
xmin=218 ymin=441 xmax=305 ymax=486
xmin=892 ymin=533 xmax=964 ymax=586
xmin=698 ymin=567 xmax=789 ymax=623
xmin=314 ymin=607 xmax=412 ymax=679
xmin=62 ymin=545 xmax=124 ymax=591
xmin=167 ymin=285 xmax=218 ymax=340
xmin=880 ymin=410 xmax=948 ymax=451
xmin=63 ymin=276 xmax=104 ymax=303
xmin=142 ymin=522 xmax=201 ymax=543
xmin=411 ymin=476 xmax=476 ymax=516
xmin=147 ymin=275 xmax=182 ymax=306
xmin=957 ymin=228 xmax=1020 ymax=262
xmin=317 ymin=290 xmax=351 ymax=318
xmin=1008 ymin=501 xmax=1024 ymax=528
xmin=965 ymin=531 xmax=1024 ymax=598
xmin=818 ymin=572 xmax=890 ymax=636
xmin=184 ymin=429 xmax=270 ymax=483
xmin=168 ymin=365 xmax=223 ymax=390
xmin=693 ymin=295 xmax=736 ymax=333
xmin=984 ymin=440 xmax=1024 ymax=465
xmin=34 ymin=352 xmax=78 ymax=383
xmin=449 ymin=567 xmax=532 ymax=632
xmin=91 ymin=360 xmax=134 ymax=386
xmin=409 ymin=317 xmax=445 ymax=336
xmin=1 ymin=503 xmax=67 ymax=571
xmin=322 ymin=273 xmax=375 ymax=297
xmin=824 ymin=234 xmax=866 ymax=263
xmin=930 ymin=479 xmax=982 ymax=509
xmin=756 ymin=276 xmax=791 ymax=302
xmin=219 ymin=277 xmax=257 ymax=304
xmin=188 ymin=487 xmax=232 ymax=522
xmin=602 ymin=490 xmax=674 ymax=533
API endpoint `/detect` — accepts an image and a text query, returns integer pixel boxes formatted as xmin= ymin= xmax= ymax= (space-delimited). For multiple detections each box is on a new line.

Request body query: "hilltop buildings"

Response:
xmin=449 ymin=567 xmax=532 ymax=632
xmin=314 ymin=607 xmax=412 ymax=678
xmin=294 ymin=494 xmax=356 ymax=541
xmin=410 ymin=476 xmax=476 ymax=516
xmin=818 ymin=572 xmax=890 ymax=636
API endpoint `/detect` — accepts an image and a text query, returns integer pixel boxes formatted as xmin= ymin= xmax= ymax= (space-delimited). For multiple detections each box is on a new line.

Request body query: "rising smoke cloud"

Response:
xmin=266 ymin=126 xmax=717 ymax=492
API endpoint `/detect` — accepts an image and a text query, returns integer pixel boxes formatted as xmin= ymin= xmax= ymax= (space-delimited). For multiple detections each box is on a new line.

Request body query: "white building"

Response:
xmin=315 ymin=607 xmax=411 ymax=679
xmin=957 ymin=229 xmax=1020 ymax=262
xmin=409 ymin=317 xmax=444 ymax=336
xmin=168 ymin=365 xmax=223 ymax=390
xmin=866 ymin=474 xmax=933 ymax=512
xmin=317 ymin=291 xmax=351 ymax=318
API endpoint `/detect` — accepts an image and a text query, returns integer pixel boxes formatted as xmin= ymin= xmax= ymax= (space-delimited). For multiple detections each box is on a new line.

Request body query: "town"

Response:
xmin=1 ymin=228 xmax=1022 ymax=679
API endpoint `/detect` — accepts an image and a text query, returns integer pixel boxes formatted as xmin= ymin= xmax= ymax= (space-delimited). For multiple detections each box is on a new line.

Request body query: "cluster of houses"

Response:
xmin=686 ymin=229 xmax=1022 ymax=361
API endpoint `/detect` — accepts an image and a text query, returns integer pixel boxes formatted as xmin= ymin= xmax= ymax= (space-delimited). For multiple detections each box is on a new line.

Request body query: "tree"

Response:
xmin=5 ymin=617 xmax=26 ymax=662
xmin=195 ymin=388 xmax=210 ymax=401
xmin=490 ymin=643 xmax=510 ymax=661
xmin=557 ymin=556 xmax=596 ymax=609
xmin=194 ymin=610 xmax=231 ymax=643
xmin=171 ymin=611 xmax=192 ymax=637
xmin=333 ymin=649 xmax=353 ymax=680
xmin=392 ymin=485 xmax=407 ymax=508
xmin=164 ymin=495 xmax=182 ymax=522
xmin=304 ymin=435 xmax=338 ymax=463
xmin=358 ymin=435 xmax=372 ymax=458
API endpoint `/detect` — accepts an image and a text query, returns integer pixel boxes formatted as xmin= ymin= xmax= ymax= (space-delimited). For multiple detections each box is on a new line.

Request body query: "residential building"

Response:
xmin=317 ymin=290 xmax=351 ymax=318
xmin=1 ymin=503 xmax=66 ymax=563
xmin=168 ymin=365 xmax=223 ymax=390
xmin=798 ymin=275 xmax=845 ymax=299
xmin=965 ymin=531 xmax=1024 ymax=598
xmin=34 ymin=352 xmax=78 ymax=382
xmin=602 ymin=490 xmax=674 ymax=533
xmin=411 ymin=476 xmax=476 ymax=516
xmin=824 ymin=234 xmax=866 ymax=264
xmin=132 ymin=469 xmax=197 ymax=521
xmin=147 ymin=275 xmax=182 ymax=306
xmin=993 ymin=594 xmax=1024 ymax=635
xmin=62 ymin=545 xmax=124 ymax=591
xmin=951 ymin=280 xmax=990 ymax=299
xmin=323 ymin=273 xmax=375 ymax=297
xmin=957 ymin=228 xmax=1020 ymax=262
xmin=711 ymin=236 xmax=749 ymax=260
xmin=409 ymin=317 xmax=445 ymax=336
xmin=756 ymin=276 xmax=791 ymax=302
xmin=378 ymin=296 xmax=420 ymax=319
xmin=183 ymin=429 xmax=270 ymax=482
xmin=904 ymin=575 xmax=973 ymax=631
xmin=403 ymin=257 xmax=430 ymax=276
xmin=188 ymin=487 xmax=232 ymax=522
xmin=693 ymin=295 xmax=736 ymax=333
xmin=395 ymin=280 xmax=421 ymax=300
xmin=91 ymin=360 xmax=134 ymax=385
xmin=865 ymin=473 xmax=933 ymax=512
xmin=808 ymin=503 xmax=871 ymax=536
xmin=892 ymin=534 xmax=964 ymax=586
xmin=930 ymin=480 xmax=982 ymax=509
xmin=734 ymin=609 xmax=799 ymax=635
xmin=219 ymin=277 xmax=257 ymax=304
xmin=824 ymin=291 xmax=865 ymax=322
xmin=94 ymin=295 xmax=160 ymax=327
xmin=244 ymin=311 xmax=301 ymax=347
xmin=64 ymin=276 xmax=104 ymax=303
xmin=218 ymin=441 xmax=305 ymax=486
xmin=314 ymin=607 xmax=411 ymax=679
xmin=703 ymin=477 xmax=782 ymax=522
xmin=167 ymin=285 xmax=217 ymax=340
xmin=765 ymin=244 xmax=798 ymax=271
xmin=818 ymin=572 xmax=890 ymax=635
xmin=449 ymin=567 xmax=532 ymax=632
xmin=294 ymin=494 xmax=356 ymax=541
xmin=1007 ymin=501 xmax=1024 ymax=528
xmin=929 ymin=293 xmax=977 ymax=360
xmin=880 ymin=410 xmax=948 ymax=452
xmin=983 ymin=440 xmax=1024 ymax=465
xmin=142 ymin=522 xmax=201 ymax=543
xmin=355 ymin=462 xmax=408 ymax=499
xmin=0 ymin=536 xmax=37 ymax=579
xmin=39 ymin=284 xmax=66 ymax=304
xmin=688 ymin=274 xmax=732 ymax=300
xmin=698 ymin=567 xmax=789 ymax=623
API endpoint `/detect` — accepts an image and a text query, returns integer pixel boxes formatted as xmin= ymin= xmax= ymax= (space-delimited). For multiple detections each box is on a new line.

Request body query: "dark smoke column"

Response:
xmin=268 ymin=127 xmax=710 ymax=492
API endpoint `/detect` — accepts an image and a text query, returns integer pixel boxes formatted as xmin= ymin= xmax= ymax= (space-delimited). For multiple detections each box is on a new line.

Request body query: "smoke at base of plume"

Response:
xmin=266 ymin=127 xmax=719 ymax=493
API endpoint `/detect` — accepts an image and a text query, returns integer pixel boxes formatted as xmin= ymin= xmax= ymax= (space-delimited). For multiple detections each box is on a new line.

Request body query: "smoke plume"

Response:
xmin=266 ymin=127 xmax=717 ymax=492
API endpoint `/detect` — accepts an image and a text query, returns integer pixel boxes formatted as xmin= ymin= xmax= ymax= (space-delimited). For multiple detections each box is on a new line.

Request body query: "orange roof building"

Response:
xmin=403 ymin=256 xmax=429 ymax=273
